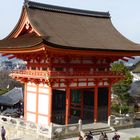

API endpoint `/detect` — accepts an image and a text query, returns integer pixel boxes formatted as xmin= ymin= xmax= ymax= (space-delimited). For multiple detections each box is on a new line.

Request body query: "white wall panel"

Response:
xmin=38 ymin=94 xmax=49 ymax=115
xmin=70 ymin=83 xmax=77 ymax=87
xmin=38 ymin=87 xmax=49 ymax=94
xmin=60 ymin=83 xmax=66 ymax=87
xmin=99 ymin=82 xmax=103 ymax=86
xmin=27 ymin=86 xmax=37 ymax=92
xmin=79 ymin=82 xmax=86 ymax=86
xmin=38 ymin=115 xmax=48 ymax=126
xmin=104 ymin=82 xmax=109 ymax=86
xmin=88 ymin=82 xmax=94 ymax=86
xmin=27 ymin=92 xmax=36 ymax=112
xmin=53 ymin=83 xmax=59 ymax=87
xmin=27 ymin=113 xmax=36 ymax=123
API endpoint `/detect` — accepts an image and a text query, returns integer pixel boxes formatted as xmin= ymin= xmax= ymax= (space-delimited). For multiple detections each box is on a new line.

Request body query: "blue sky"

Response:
xmin=0 ymin=0 xmax=140 ymax=44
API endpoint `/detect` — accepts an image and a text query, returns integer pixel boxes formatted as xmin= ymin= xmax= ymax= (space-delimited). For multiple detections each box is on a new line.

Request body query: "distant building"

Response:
xmin=129 ymin=62 xmax=140 ymax=112
xmin=0 ymin=60 xmax=26 ymax=71
xmin=1 ymin=61 xmax=13 ymax=71
xmin=0 ymin=87 xmax=23 ymax=116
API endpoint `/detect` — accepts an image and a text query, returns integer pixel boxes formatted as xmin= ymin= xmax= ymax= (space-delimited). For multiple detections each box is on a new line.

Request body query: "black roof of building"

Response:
xmin=0 ymin=87 xmax=23 ymax=106
xmin=0 ymin=0 xmax=140 ymax=53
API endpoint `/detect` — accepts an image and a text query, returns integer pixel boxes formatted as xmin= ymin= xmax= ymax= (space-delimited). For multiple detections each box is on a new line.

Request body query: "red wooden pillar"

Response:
xmin=48 ymin=87 xmax=52 ymax=125
xmin=94 ymin=83 xmax=98 ymax=123
xmin=65 ymin=85 xmax=70 ymax=125
xmin=108 ymin=83 xmax=112 ymax=117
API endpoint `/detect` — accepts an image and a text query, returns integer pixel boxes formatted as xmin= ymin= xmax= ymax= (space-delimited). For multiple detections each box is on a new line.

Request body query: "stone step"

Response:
xmin=82 ymin=126 xmax=115 ymax=136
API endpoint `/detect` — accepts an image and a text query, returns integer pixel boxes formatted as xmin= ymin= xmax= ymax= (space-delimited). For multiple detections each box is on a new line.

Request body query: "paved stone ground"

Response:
xmin=7 ymin=127 xmax=140 ymax=140
xmin=1 ymin=120 xmax=140 ymax=140
xmin=64 ymin=128 xmax=140 ymax=140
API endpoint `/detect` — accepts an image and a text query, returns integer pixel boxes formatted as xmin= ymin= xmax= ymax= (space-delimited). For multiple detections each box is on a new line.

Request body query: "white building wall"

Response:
xmin=26 ymin=83 xmax=50 ymax=126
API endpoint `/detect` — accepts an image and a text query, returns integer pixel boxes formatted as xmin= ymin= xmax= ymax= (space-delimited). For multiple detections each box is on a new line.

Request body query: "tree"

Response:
xmin=111 ymin=62 xmax=133 ymax=114
xmin=0 ymin=70 xmax=23 ymax=95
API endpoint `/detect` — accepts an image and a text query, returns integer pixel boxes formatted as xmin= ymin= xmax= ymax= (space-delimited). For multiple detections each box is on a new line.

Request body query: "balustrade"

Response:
xmin=0 ymin=115 xmax=82 ymax=139
xmin=109 ymin=115 xmax=134 ymax=128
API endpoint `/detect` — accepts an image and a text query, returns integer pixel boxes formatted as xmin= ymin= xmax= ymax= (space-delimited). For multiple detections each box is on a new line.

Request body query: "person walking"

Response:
xmin=1 ymin=126 xmax=6 ymax=140
xmin=103 ymin=133 xmax=108 ymax=140
xmin=99 ymin=132 xmax=104 ymax=140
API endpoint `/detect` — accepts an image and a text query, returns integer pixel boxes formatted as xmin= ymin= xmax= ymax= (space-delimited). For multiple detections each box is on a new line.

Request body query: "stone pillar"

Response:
xmin=108 ymin=82 xmax=112 ymax=124
xmin=94 ymin=83 xmax=98 ymax=123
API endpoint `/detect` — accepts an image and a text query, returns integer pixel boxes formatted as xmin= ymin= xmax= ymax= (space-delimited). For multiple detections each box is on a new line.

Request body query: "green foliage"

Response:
xmin=111 ymin=103 xmax=120 ymax=113
xmin=0 ymin=88 xmax=9 ymax=95
xmin=111 ymin=62 xmax=133 ymax=114
xmin=121 ymin=104 xmax=129 ymax=114
xmin=130 ymin=136 xmax=140 ymax=140
xmin=111 ymin=103 xmax=130 ymax=114
xmin=111 ymin=62 xmax=133 ymax=102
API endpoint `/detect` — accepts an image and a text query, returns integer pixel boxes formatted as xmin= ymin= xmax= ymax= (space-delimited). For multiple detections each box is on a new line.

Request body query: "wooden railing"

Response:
xmin=52 ymin=110 xmax=65 ymax=124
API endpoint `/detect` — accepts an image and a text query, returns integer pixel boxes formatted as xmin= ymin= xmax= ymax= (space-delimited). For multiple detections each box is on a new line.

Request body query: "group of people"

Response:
xmin=99 ymin=131 xmax=120 ymax=140
xmin=78 ymin=130 xmax=120 ymax=140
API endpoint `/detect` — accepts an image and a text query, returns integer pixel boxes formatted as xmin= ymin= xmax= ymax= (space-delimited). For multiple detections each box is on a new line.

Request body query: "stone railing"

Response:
xmin=0 ymin=115 xmax=50 ymax=138
xmin=108 ymin=115 xmax=134 ymax=128
xmin=52 ymin=120 xmax=82 ymax=138
xmin=135 ymin=112 xmax=140 ymax=119
xmin=0 ymin=115 xmax=82 ymax=139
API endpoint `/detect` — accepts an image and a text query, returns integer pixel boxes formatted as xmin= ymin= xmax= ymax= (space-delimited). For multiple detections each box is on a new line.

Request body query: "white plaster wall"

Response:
xmin=99 ymin=82 xmax=103 ymax=86
xmin=27 ymin=113 xmax=36 ymax=123
xmin=38 ymin=94 xmax=49 ymax=115
xmin=38 ymin=87 xmax=49 ymax=94
xmin=88 ymin=82 xmax=94 ymax=86
xmin=79 ymin=82 xmax=86 ymax=86
xmin=27 ymin=86 xmax=37 ymax=92
xmin=60 ymin=83 xmax=66 ymax=87
xmin=104 ymin=82 xmax=109 ymax=85
xmin=38 ymin=115 xmax=48 ymax=126
xmin=70 ymin=83 xmax=77 ymax=87
xmin=27 ymin=92 xmax=36 ymax=112
xmin=53 ymin=83 xmax=59 ymax=87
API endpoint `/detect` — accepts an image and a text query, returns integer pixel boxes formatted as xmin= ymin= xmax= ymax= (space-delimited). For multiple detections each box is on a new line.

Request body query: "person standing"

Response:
xmin=1 ymin=126 xmax=6 ymax=140
xmin=112 ymin=130 xmax=120 ymax=140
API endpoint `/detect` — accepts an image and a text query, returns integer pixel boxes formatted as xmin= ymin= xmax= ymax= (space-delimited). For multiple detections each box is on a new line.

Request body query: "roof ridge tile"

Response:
xmin=25 ymin=0 xmax=110 ymax=18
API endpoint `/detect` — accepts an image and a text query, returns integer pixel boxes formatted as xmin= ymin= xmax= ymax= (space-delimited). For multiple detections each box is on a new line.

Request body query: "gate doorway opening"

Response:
xmin=52 ymin=89 xmax=66 ymax=124
xmin=98 ymin=87 xmax=108 ymax=122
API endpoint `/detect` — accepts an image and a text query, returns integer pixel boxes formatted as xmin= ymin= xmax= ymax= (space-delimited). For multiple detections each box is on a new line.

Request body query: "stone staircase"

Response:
xmin=81 ymin=123 xmax=115 ymax=136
